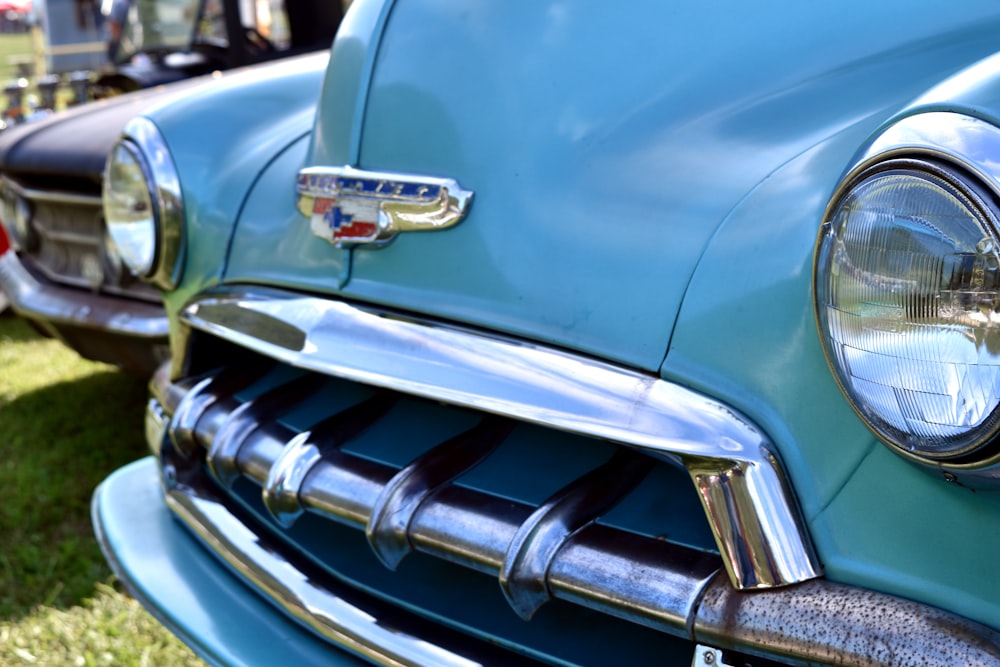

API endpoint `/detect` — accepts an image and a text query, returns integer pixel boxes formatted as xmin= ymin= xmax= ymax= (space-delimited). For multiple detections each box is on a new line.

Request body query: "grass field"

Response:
xmin=0 ymin=315 xmax=202 ymax=665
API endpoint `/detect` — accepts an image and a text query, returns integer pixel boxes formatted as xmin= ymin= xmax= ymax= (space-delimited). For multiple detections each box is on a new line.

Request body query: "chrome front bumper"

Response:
xmin=0 ymin=249 xmax=168 ymax=339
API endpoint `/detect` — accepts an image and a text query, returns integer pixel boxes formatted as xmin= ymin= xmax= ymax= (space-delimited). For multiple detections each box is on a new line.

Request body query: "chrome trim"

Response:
xmin=207 ymin=374 xmax=326 ymax=487
xmin=0 ymin=250 xmax=168 ymax=338
xmin=263 ymin=430 xmax=324 ymax=526
xmin=1 ymin=175 xmax=102 ymax=207
xmin=152 ymin=378 xmax=1000 ymax=666
xmin=153 ymin=380 xmax=723 ymax=639
xmin=366 ymin=416 xmax=510 ymax=570
xmin=858 ymin=112 xmax=1000 ymax=194
xmin=177 ymin=286 xmax=821 ymax=590
xmin=29 ymin=223 xmax=101 ymax=246
xmin=161 ymin=461 xmax=511 ymax=667
xmin=264 ymin=391 xmax=396 ymax=527
xmin=692 ymin=576 xmax=1000 ymax=666
xmin=110 ymin=117 xmax=185 ymax=290
xmin=817 ymin=111 xmax=1000 ymax=481
xmin=500 ymin=449 xmax=651 ymax=620
xmin=296 ymin=165 xmax=474 ymax=248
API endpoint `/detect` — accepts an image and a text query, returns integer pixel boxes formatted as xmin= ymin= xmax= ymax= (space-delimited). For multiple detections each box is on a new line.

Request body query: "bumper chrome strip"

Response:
xmin=153 ymin=382 xmax=1000 ymax=666
xmin=164 ymin=473 xmax=503 ymax=667
xmin=0 ymin=250 xmax=169 ymax=337
xmin=177 ymin=287 xmax=820 ymax=590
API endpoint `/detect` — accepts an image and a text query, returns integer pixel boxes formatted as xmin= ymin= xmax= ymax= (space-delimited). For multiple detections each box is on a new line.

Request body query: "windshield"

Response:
xmin=111 ymin=0 xmax=292 ymax=64
xmin=113 ymin=0 xmax=203 ymax=61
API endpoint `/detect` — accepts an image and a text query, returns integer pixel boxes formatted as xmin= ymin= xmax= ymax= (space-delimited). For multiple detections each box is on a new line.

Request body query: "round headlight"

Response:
xmin=102 ymin=117 xmax=184 ymax=290
xmin=816 ymin=158 xmax=1000 ymax=461
xmin=103 ymin=140 xmax=156 ymax=276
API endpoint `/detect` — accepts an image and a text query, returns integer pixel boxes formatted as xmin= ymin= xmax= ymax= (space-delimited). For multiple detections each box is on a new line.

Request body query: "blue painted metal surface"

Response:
xmin=222 ymin=0 xmax=393 ymax=293
xmin=224 ymin=0 xmax=1000 ymax=372
xmin=104 ymin=0 xmax=1000 ymax=657
xmin=668 ymin=52 xmax=1000 ymax=631
xmin=92 ymin=457 xmax=370 ymax=667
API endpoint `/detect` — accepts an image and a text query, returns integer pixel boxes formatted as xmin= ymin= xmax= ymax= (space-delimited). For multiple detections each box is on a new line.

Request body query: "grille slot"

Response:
xmin=3 ymin=176 xmax=159 ymax=300
xmin=161 ymin=364 xmax=724 ymax=643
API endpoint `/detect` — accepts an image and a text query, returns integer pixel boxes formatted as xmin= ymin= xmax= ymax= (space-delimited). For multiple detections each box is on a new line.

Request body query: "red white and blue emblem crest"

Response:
xmin=296 ymin=166 xmax=473 ymax=247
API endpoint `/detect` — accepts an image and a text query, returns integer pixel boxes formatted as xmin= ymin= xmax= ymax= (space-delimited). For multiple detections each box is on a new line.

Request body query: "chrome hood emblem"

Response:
xmin=296 ymin=166 xmax=474 ymax=248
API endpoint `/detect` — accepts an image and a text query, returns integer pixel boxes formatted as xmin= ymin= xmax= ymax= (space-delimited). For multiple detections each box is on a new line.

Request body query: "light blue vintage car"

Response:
xmin=91 ymin=0 xmax=1000 ymax=665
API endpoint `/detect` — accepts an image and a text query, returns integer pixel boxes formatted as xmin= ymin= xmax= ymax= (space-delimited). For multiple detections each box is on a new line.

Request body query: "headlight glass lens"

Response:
xmin=816 ymin=161 xmax=1000 ymax=459
xmin=103 ymin=140 xmax=156 ymax=277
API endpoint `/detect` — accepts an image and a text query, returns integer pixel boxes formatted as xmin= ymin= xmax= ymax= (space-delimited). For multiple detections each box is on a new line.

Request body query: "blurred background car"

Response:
xmin=97 ymin=0 xmax=342 ymax=94
xmin=0 ymin=0 xmax=342 ymax=376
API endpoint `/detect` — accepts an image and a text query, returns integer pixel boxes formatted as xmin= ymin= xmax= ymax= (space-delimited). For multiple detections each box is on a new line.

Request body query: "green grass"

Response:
xmin=0 ymin=316 xmax=202 ymax=665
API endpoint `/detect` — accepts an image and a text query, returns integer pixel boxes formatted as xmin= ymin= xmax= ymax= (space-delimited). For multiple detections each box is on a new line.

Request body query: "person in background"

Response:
xmin=102 ymin=0 xmax=129 ymax=60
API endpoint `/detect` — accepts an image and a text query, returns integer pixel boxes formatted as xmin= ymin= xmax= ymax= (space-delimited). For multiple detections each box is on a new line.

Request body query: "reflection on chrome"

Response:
xmin=176 ymin=286 xmax=822 ymax=590
xmin=817 ymin=114 xmax=1000 ymax=465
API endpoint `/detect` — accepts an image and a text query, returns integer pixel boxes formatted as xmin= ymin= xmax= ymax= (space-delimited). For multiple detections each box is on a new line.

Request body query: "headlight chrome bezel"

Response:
xmin=815 ymin=112 xmax=1000 ymax=478
xmin=103 ymin=116 xmax=184 ymax=291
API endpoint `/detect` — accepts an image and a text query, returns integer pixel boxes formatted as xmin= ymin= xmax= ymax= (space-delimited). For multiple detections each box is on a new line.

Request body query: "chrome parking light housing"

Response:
xmin=103 ymin=117 xmax=185 ymax=291
xmin=816 ymin=112 xmax=1000 ymax=476
xmin=0 ymin=183 xmax=33 ymax=252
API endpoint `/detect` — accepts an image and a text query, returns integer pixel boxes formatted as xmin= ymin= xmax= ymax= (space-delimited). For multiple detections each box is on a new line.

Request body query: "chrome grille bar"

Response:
xmin=176 ymin=287 xmax=822 ymax=590
xmin=499 ymin=449 xmax=653 ymax=620
xmin=265 ymin=391 xmax=398 ymax=527
xmin=162 ymin=475 xmax=521 ymax=667
xmin=150 ymin=365 xmax=1000 ymax=667
xmin=154 ymin=367 xmax=723 ymax=636
xmin=1 ymin=176 xmax=101 ymax=206
xmin=366 ymin=416 xmax=512 ymax=570
xmin=208 ymin=374 xmax=328 ymax=487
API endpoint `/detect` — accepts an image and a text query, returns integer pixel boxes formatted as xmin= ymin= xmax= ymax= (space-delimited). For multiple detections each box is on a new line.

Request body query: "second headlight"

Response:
xmin=102 ymin=117 xmax=184 ymax=290
xmin=816 ymin=153 xmax=1000 ymax=463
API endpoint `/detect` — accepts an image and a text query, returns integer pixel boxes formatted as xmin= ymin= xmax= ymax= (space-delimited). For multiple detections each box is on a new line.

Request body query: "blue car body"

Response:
xmin=92 ymin=0 xmax=1000 ymax=664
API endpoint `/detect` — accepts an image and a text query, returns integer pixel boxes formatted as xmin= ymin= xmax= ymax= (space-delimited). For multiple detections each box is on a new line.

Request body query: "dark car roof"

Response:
xmin=0 ymin=74 xmax=226 ymax=181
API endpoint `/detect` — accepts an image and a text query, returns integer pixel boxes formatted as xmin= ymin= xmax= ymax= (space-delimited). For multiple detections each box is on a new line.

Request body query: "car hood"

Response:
xmin=226 ymin=0 xmax=1000 ymax=371
xmin=0 ymin=74 xmax=220 ymax=181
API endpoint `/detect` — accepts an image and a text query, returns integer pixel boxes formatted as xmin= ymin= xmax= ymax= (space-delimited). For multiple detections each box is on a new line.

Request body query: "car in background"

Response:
xmin=0 ymin=0 xmax=342 ymax=376
xmin=92 ymin=0 xmax=1000 ymax=664
xmin=97 ymin=0 xmax=342 ymax=94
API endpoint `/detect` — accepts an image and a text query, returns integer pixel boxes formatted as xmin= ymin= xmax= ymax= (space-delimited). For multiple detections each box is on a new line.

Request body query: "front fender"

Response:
xmin=666 ymin=52 xmax=1000 ymax=632
xmin=139 ymin=53 xmax=329 ymax=327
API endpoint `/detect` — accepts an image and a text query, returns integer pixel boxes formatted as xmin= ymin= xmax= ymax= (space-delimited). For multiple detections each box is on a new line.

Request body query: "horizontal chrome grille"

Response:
xmin=2 ymin=176 xmax=159 ymax=300
xmin=174 ymin=287 xmax=823 ymax=591
xmin=159 ymin=365 xmax=722 ymax=636
xmin=147 ymin=287 xmax=1000 ymax=666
